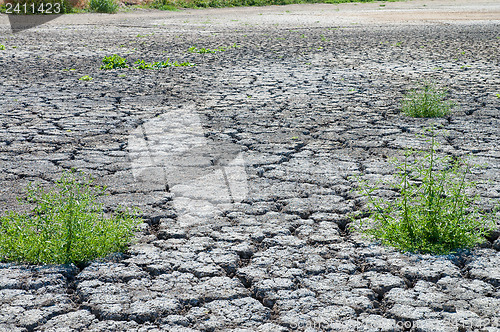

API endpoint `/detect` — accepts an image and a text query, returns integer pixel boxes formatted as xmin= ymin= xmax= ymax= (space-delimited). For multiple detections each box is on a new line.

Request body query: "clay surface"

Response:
xmin=1 ymin=1 xmax=500 ymax=330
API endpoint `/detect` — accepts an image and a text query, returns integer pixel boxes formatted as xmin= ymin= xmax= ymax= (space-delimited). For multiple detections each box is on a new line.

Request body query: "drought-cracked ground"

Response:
xmin=1 ymin=0 xmax=500 ymax=330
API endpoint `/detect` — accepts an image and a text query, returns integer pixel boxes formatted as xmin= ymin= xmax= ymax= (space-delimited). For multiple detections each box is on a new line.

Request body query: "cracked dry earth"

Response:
xmin=1 ymin=2 xmax=500 ymax=331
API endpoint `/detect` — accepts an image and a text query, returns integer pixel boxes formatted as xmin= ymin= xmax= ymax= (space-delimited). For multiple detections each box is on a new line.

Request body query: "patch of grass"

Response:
xmin=79 ymin=75 xmax=93 ymax=81
xmin=134 ymin=59 xmax=195 ymax=69
xmin=0 ymin=171 xmax=140 ymax=265
xmin=89 ymin=0 xmax=118 ymax=13
xmin=188 ymin=46 xmax=226 ymax=53
xmin=352 ymin=130 xmax=497 ymax=255
xmin=100 ymin=54 xmax=128 ymax=70
xmin=148 ymin=0 xmax=401 ymax=10
xmin=401 ymin=82 xmax=454 ymax=118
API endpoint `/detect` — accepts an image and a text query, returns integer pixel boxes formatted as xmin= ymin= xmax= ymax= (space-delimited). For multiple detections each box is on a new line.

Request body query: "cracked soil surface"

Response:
xmin=1 ymin=0 xmax=500 ymax=330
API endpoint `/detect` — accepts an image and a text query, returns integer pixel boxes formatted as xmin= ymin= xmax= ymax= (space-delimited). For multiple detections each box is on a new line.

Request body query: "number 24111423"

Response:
xmin=5 ymin=2 xmax=62 ymax=14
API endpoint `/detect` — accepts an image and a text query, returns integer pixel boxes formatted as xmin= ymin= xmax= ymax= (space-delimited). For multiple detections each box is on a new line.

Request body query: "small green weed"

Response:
xmin=100 ymin=54 xmax=128 ymax=70
xmin=89 ymin=0 xmax=118 ymax=13
xmin=0 ymin=44 xmax=5 ymax=50
xmin=352 ymin=131 xmax=497 ymax=255
xmin=188 ymin=46 xmax=225 ymax=53
xmin=134 ymin=59 xmax=195 ymax=69
xmin=79 ymin=75 xmax=93 ymax=81
xmin=0 ymin=171 xmax=140 ymax=265
xmin=401 ymin=82 xmax=454 ymax=118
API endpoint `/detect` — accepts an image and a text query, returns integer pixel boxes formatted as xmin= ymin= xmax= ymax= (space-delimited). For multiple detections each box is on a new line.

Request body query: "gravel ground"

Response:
xmin=1 ymin=1 xmax=500 ymax=331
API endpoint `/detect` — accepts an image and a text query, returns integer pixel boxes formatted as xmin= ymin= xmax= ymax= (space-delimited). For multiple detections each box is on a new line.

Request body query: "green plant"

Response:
xmin=79 ymin=75 xmax=93 ymax=81
xmin=0 ymin=171 xmax=140 ymax=265
xmin=100 ymin=54 xmax=128 ymax=70
xmin=401 ymin=82 xmax=454 ymax=118
xmin=188 ymin=46 xmax=225 ymax=53
xmin=0 ymin=44 xmax=5 ymax=50
xmin=147 ymin=0 xmax=403 ymax=10
xmin=134 ymin=58 xmax=194 ymax=69
xmin=89 ymin=0 xmax=118 ymax=13
xmin=352 ymin=131 xmax=496 ymax=255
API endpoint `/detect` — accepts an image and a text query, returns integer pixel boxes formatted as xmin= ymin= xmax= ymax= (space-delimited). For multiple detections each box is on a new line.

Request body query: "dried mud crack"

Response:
xmin=1 ymin=1 xmax=500 ymax=331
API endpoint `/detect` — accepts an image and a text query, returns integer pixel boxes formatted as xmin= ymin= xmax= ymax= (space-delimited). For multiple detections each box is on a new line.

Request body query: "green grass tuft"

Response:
xmin=100 ymin=54 xmax=128 ymax=70
xmin=401 ymin=82 xmax=454 ymax=118
xmin=352 ymin=129 xmax=497 ymax=255
xmin=89 ymin=0 xmax=118 ymax=13
xmin=188 ymin=46 xmax=226 ymax=53
xmin=0 ymin=171 xmax=140 ymax=265
xmin=134 ymin=59 xmax=195 ymax=69
xmin=79 ymin=75 xmax=93 ymax=81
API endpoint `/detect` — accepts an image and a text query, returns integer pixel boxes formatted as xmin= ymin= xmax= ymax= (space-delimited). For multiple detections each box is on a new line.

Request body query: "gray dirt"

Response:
xmin=0 ymin=0 xmax=500 ymax=331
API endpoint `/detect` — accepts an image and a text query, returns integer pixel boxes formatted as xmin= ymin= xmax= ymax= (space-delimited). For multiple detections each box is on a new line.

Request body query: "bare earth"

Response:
xmin=1 ymin=1 xmax=500 ymax=331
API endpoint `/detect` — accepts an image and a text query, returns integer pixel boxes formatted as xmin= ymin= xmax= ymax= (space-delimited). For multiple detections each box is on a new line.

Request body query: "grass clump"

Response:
xmin=134 ymin=59 xmax=195 ymax=69
xmin=100 ymin=54 xmax=128 ymax=70
xmin=0 ymin=171 xmax=140 ymax=265
xmin=149 ymin=0 xmax=400 ymax=9
xmin=89 ymin=0 xmax=118 ymax=13
xmin=352 ymin=130 xmax=497 ymax=255
xmin=188 ymin=46 xmax=225 ymax=53
xmin=79 ymin=75 xmax=93 ymax=81
xmin=401 ymin=82 xmax=454 ymax=118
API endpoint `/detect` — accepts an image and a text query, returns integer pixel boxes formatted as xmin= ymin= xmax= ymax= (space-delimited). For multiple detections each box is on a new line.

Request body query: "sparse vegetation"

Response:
xmin=0 ymin=171 xmax=140 ymax=265
xmin=89 ymin=0 xmax=118 ymax=13
xmin=188 ymin=46 xmax=226 ymax=53
xmin=100 ymin=54 xmax=129 ymax=70
xmin=148 ymin=0 xmax=401 ymax=10
xmin=0 ymin=45 xmax=5 ymax=50
xmin=401 ymin=82 xmax=454 ymax=118
xmin=79 ymin=75 xmax=93 ymax=81
xmin=134 ymin=59 xmax=195 ymax=69
xmin=352 ymin=130 xmax=497 ymax=255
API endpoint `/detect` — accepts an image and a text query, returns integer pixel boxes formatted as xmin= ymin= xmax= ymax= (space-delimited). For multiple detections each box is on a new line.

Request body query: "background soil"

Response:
xmin=0 ymin=1 xmax=500 ymax=331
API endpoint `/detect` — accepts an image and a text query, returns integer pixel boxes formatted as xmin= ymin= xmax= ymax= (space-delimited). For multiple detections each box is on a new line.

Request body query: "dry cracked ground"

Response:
xmin=1 ymin=0 xmax=500 ymax=331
